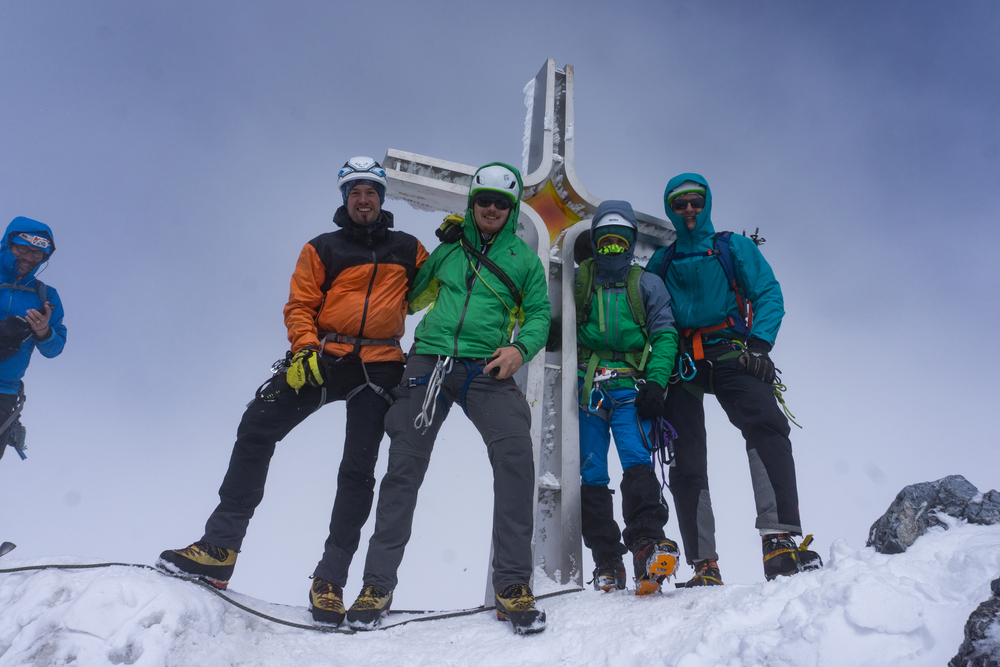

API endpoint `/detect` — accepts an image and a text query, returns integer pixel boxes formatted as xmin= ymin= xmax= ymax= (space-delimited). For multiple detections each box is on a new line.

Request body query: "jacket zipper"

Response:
xmin=354 ymin=249 xmax=379 ymax=342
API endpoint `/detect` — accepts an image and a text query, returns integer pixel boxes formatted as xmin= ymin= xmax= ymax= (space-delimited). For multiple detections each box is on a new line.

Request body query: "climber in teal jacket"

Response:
xmin=645 ymin=173 xmax=820 ymax=587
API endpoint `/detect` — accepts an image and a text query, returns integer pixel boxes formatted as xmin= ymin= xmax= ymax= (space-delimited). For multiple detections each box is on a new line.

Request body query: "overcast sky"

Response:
xmin=2 ymin=1 xmax=998 ymax=610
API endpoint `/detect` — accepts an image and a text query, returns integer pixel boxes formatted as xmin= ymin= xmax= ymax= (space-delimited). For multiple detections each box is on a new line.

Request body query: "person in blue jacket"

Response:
xmin=645 ymin=174 xmax=819 ymax=586
xmin=0 ymin=217 xmax=66 ymax=461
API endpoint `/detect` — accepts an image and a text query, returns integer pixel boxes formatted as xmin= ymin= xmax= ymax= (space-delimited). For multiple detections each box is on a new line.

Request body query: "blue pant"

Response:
xmin=579 ymin=381 xmax=669 ymax=560
xmin=579 ymin=383 xmax=654 ymax=486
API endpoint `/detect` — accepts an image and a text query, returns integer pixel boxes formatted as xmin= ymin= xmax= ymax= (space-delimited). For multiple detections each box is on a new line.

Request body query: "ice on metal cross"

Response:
xmin=381 ymin=59 xmax=675 ymax=598
xmin=520 ymin=60 xmax=674 ymax=250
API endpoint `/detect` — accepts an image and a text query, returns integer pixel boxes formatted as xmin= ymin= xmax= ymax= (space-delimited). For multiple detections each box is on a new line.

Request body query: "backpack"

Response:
xmin=574 ymin=258 xmax=649 ymax=402
xmin=653 ymin=232 xmax=753 ymax=360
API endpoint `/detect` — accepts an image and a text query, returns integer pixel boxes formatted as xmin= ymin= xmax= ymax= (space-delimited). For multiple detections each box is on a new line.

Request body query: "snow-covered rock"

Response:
xmin=867 ymin=475 xmax=1000 ymax=555
xmin=950 ymin=577 xmax=1000 ymax=667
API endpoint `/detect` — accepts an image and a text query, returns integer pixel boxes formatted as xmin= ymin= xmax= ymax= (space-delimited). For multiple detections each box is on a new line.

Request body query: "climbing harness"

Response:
xmin=344 ymin=359 xmax=395 ymax=406
xmin=413 ymin=356 xmax=453 ymax=434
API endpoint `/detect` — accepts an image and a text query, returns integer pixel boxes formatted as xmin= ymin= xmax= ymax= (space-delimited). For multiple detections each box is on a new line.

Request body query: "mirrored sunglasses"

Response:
xmin=671 ymin=196 xmax=706 ymax=211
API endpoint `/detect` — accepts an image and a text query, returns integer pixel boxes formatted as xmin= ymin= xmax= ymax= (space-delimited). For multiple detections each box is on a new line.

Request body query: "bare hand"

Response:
xmin=482 ymin=346 xmax=524 ymax=380
xmin=25 ymin=302 xmax=52 ymax=338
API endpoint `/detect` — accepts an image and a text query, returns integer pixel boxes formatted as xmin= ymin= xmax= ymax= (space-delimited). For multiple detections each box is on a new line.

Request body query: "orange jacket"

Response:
xmin=284 ymin=208 xmax=428 ymax=363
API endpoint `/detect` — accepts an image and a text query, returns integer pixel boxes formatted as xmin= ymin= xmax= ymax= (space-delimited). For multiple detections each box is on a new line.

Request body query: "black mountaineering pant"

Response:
xmin=202 ymin=357 xmax=404 ymax=587
xmin=581 ymin=466 xmax=670 ymax=565
xmin=0 ymin=391 xmax=18 ymax=462
xmin=665 ymin=340 xmax=800 ymax=564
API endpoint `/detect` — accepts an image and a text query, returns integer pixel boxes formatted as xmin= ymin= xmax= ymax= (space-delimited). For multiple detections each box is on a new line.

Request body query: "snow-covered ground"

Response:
xmin=2 ymin=518 xmax=998 ymax=667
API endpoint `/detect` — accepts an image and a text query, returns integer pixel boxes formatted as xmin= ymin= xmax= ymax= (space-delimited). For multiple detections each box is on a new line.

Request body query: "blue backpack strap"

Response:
xmin=655 ymin=242 xmax=677 ymax=282
xmin=712 ymin=232 xmax=737 ymax=290
xmin=711 ymin=232 xmax=750 ymax=335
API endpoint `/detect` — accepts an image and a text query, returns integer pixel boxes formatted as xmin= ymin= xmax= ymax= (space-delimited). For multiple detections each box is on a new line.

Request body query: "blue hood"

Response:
xmin=1 ymin=217 xmax=55 ymax=282
xmin=591 ymin=199 xmax=638 ymax=283
xmin=663 ymin=173 xmax=714 ymax=250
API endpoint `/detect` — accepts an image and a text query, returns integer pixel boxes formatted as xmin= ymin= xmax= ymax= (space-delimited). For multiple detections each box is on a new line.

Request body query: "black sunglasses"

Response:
xmin=474 ymin=194 xmax=513 ymax=211
xmin=671 ymin=196 xmax=706 ymax=211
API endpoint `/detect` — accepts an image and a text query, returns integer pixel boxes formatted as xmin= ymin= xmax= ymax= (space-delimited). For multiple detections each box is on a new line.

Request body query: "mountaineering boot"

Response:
xmin=763 ymin=533 xmax=823 ymax=581
xmin=675 ymin=558 xmax=724 ymax=589
xmin=591 ymin=558 xmax=627 ymax=592
xmin=309 ymin=577 xmax=345 ymax=625
xmin=796 ymin=534 xmax=823 ymax=573
xmin=157 ymin=541 xmax=237 ymax=589
xmin=632 ymin=538 xmax=680 ymax=595
xmin=346 ymin=584 xmax=392 ymax=631
xmin=495 ymin=583 xmax=546 ymax=635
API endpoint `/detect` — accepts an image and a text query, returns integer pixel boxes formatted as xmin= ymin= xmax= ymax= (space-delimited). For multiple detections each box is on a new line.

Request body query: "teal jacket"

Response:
xmin=645 ymin=173 xmax=784 ymax=346
xmin=409 ymin=163 xmax=551 ymax=361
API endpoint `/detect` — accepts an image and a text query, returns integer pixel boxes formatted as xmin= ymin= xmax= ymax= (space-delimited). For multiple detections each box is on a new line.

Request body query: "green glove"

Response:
xmin=435 ymin=214 xmax=465 ymax=244
xmin=287 ymin=348 xmax=324 ymax=390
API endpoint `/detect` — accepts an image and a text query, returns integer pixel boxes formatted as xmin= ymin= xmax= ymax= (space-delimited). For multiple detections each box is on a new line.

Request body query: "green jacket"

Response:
xmin=576 ymin=200 xmax=678 ymax=391
xmin=409 ymin=164 xmax=551 ymax=362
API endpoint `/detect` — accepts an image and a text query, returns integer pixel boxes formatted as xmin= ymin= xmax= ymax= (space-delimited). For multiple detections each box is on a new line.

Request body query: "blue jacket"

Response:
xmin=0 ymin=217 xmax=66 ymax=394
xmin=645 ymin=173 xmax=784 ymax=346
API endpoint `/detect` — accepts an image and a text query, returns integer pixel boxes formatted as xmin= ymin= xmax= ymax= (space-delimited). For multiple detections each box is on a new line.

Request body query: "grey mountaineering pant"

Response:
xmin=362 ymin=354 xmax=535 ymax=594
xmin=665 ymin=340 xmax=801 ymax=564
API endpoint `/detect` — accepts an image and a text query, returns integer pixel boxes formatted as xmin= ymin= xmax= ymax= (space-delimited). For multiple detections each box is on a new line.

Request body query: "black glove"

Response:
xmin=738 ymin=337 xmax=776 ymax=384
xmin=635 ymin=381 xmax=665 ymax=421
xmin=435 ymin=214 xmax=465 ymax=244
xmin=0 ymin=317 xmax=31 ymax=361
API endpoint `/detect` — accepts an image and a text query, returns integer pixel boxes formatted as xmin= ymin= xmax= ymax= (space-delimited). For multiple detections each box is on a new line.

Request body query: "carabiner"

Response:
xmin=679 ymin=353 xmax=697 ymax=381
xmin=588 ymin=386 xmax=605 ymax=413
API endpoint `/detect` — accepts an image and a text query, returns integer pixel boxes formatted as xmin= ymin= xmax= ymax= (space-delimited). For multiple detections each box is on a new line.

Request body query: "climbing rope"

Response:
xmin=413 ymin=356 xmax=453 ymax=434
xmin=0 ymin=561 xmax=583 ymax=634
xmin=772 ymin=378 xmax=802 ymax=429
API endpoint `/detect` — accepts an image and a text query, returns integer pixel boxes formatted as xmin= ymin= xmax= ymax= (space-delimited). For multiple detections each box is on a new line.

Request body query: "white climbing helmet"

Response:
xmin=469 ymin=164 xmax=519 ymax=207
xmin=337 ymin=156 xmax=388 ymax=202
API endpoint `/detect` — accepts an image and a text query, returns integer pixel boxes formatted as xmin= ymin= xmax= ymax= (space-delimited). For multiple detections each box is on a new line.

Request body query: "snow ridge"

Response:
xmin=2 ymin=523 xmax=1000 ymax=666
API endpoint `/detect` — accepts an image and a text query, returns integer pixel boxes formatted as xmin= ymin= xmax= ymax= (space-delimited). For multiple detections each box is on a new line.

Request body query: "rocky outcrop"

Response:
xmin=867 ymin=475 xmax=1000 ymax=554
xmin=950 ymin=578 xmax=1000 ymax=667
